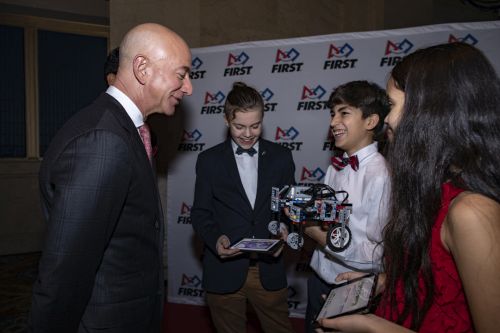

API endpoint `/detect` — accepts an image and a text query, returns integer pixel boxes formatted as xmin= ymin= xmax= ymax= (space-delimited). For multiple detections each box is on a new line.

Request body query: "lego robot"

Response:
xmin=268 ymin=183 xmax=352 ymax=251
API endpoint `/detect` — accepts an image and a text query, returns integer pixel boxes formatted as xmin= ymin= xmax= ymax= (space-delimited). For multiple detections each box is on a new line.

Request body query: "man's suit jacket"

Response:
xmin=30 ymin=93 xmax=164 ymax=333
xmin=191 ymin=138 xmax=295 ymax=294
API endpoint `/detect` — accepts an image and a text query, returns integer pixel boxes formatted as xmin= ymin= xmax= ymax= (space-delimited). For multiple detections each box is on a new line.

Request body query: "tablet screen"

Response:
xmin=316 ymin=274 xmax=377 ymax=320
xmin=229 ymin=238 xmax=282 ymax=252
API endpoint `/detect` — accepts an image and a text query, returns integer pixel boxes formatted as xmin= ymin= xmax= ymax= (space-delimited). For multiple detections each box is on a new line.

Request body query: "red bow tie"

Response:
xmin=331 ymin=155 xmax=359 ymax=171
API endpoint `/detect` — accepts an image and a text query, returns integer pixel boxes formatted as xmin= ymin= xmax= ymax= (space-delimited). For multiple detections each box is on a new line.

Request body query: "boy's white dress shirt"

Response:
xmin=309 ymin=142 xmax=390 ymax=284
xmin=232 ymin=140 xmax=259 ymax=209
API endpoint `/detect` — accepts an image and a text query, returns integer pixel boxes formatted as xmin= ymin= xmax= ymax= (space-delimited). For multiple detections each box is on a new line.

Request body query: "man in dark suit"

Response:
xmin=191 ymin=82 xmax=296 ymax=333
xmin=29 ymin=23 xmax=192 ymax=333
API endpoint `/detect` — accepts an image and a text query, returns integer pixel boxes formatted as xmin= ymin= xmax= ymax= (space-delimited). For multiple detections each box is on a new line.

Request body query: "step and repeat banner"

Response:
xmin=166 ymin=21 xmax=500 ymax=317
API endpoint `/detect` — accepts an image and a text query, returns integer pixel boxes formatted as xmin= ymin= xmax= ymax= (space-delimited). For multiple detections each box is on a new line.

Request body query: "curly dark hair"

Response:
xmin=381 ymin=42 xmax=500 ymax=329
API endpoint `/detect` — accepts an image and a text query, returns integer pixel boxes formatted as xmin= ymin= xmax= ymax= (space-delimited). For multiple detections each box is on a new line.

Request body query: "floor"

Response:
xmin=0 ymin=252 xmax=304 ymax=332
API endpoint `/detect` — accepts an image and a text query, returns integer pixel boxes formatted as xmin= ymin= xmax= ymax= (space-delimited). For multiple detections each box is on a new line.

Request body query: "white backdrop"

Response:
xmin=166 ymin=21 xmax=500 ymax=318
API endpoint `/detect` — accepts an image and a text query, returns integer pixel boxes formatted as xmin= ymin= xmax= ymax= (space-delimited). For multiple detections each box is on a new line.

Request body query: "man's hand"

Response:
xmin=216 ymin=235 xmax=241 ymax=258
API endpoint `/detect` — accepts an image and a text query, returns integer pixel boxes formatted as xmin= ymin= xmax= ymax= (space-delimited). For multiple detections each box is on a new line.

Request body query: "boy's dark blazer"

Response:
xmin=191 ymin=138 xmax=295 ymax=293
xmin=30 ymin=93 xmax=164 ymax=333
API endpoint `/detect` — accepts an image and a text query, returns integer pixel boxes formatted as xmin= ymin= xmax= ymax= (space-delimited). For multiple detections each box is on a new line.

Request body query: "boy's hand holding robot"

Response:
xmin=268 ymin=184 xmax=352 ymax=251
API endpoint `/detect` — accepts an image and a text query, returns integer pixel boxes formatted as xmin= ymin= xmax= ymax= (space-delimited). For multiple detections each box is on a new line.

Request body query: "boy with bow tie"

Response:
xmin=304 ymin=80 xmax=391 ymax=332
xmin=191 ymin=82 xmax=296 ymax=333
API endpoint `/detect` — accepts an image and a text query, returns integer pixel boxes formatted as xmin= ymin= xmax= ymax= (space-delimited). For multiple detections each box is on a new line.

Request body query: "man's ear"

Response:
xmin=133 ymin=55 xmax=148 ymax=85
xmin=365 ymin=113 xmax=380 ymax=131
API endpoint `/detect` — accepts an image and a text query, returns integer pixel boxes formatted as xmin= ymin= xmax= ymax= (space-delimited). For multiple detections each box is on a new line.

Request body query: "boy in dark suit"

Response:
xmin=191 ymin=82 xmax=295 ymax=333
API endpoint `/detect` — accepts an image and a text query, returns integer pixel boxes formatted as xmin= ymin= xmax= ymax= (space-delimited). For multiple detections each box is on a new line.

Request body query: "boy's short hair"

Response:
xmin=224 ymin=81 xmax=264 ymax=121
xmin=327 ymin=80 xmax=390 ymax=134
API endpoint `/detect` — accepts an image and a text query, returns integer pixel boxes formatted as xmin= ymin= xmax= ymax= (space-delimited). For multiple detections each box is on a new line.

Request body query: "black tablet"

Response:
xmin=315 ymin=273 xmax=378 ymax=321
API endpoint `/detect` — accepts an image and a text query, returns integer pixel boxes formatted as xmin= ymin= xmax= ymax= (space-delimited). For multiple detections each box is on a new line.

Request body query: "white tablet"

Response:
xmin=229 ymin=238 xmax=282 ymax=253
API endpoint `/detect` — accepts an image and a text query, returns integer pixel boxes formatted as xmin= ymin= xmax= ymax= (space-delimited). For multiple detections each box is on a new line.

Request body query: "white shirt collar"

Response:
xmin=343 ymin=142 xmax=378 ymax=164
xmin=106 ymin=85 xmax=144 ymax=127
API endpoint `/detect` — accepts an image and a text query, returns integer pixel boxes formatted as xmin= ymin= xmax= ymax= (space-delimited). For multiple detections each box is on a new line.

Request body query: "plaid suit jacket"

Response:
xmin=30 ymin=93 xmax=164 ymax=333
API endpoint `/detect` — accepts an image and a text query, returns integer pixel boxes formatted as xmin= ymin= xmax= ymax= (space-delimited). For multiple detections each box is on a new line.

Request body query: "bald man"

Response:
xmin=29 ymin=23 xmax=192 ymax=333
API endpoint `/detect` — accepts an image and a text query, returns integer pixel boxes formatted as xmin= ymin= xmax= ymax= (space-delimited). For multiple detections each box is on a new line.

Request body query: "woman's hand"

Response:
xmin=335 ymin=272 xmax=386 ymax=296
xmin=318 ymin=313 xmax=415 ymax=333
xmin=318 ymin=313 xmax=376 ymax=333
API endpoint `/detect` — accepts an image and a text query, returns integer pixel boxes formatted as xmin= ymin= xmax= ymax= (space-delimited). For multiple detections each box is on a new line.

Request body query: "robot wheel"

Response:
xmin=326 ymin=225 xmax=352 ymax=252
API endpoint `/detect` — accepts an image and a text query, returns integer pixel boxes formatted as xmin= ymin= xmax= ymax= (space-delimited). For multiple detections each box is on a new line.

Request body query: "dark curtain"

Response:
xmin=38 ymin=30 xmax=107 ymax=155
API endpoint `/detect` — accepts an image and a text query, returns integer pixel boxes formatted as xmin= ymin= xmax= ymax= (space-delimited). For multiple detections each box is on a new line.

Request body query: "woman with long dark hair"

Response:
xmin=318 ymin=42 xmax=500 ymax=332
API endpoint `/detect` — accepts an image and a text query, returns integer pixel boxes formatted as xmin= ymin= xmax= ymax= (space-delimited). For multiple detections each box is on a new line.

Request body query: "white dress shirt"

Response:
xmin=232 ymin=141 xmax=259 ymax=209
xmin=310 ymin=142 xmax=390 ymax=284
xmin=106 ymin=85 xmax=145 ymax=130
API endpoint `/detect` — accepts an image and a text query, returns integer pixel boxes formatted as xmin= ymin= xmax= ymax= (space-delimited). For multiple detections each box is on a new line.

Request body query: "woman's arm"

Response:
xmin=318 ymin=313 xmax=415 ymax=333
xmin=442 ymin=192 xmax=500 ymax=333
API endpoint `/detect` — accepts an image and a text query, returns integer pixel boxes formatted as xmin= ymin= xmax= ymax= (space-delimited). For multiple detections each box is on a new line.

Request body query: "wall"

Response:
xmin=0 ymin=0 xmax=108 ymax=23
xmin=0 ymin=161 xmax=43 ymax=254
xmin=109 ymin=0 xmax=498 ymax=47
xmin=110 ymin=0 xmax=389 ymax=48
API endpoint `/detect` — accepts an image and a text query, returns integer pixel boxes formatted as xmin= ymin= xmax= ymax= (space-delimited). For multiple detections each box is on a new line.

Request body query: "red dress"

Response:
xmin=376 ymin=183 xmax=474 ymax=332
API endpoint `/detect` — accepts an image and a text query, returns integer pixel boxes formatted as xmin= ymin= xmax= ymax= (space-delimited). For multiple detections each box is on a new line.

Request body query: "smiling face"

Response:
xmin=385 ymin=77 xmax=405 ymax=142
xmin=330 ymin=104 xmax=377 ymax=156
xmin=225 ymin=108 xmax=263 ymax=149
xmin=146 ymin=40 xmax=193 ymax=116
xmin=118 ymin=24 xmax=193 ymax=118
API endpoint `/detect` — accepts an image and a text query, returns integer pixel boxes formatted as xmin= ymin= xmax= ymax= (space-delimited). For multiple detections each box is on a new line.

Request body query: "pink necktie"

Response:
xmin=138 ymin=123 xmax=153 ymax=164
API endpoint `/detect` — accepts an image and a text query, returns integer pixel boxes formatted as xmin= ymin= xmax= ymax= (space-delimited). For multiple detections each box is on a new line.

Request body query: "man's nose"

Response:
xmin=182 ymin=76 xmax=193 ymax=96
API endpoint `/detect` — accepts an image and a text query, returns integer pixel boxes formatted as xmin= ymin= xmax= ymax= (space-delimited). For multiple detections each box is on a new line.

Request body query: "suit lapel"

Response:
xmin=108 ymin=95 xmax=156 ymax=179
xmin=107 ymin=94 xmax=160 ymax=213
xmin=254 ymin=139 xmax=270 ymax=213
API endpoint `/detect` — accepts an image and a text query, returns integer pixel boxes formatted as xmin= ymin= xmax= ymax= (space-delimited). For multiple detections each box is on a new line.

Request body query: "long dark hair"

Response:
xmin=382 ymin=42 xmax=500 ymax=329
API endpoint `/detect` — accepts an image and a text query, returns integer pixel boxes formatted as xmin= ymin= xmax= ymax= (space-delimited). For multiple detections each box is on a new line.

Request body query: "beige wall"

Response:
xmin=109 ymin=0 xmax=497 ymax=48
xmin=0 ymin=0 xmax=497 ymax=255
xmin=110 ymin=0 xmax=389 ymax=48
xmin=0 ymin=161 xmax=44 ymax=254
xmin=0 ymin=0 xmax=108 ymax=21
